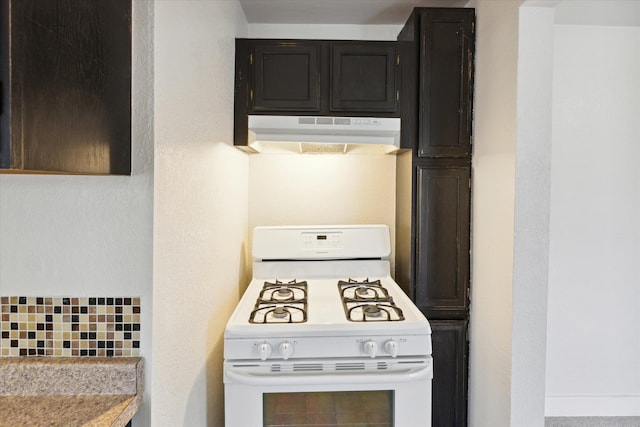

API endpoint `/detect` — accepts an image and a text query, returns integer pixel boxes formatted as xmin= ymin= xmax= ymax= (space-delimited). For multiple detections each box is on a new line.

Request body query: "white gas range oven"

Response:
xmin=224 ymin=225 xmax=432 ymax=426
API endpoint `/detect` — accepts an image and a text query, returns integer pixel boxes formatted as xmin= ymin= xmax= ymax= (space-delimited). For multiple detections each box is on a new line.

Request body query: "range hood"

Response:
xmin=246 ymin=115 xmax=401 ymax=154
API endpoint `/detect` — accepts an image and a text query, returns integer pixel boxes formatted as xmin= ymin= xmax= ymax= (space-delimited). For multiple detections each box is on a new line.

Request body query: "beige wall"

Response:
xmin=467 ymin=0 xmax=520 ymax=426
xmin=152 ymin=1 xmax=248 ymax=425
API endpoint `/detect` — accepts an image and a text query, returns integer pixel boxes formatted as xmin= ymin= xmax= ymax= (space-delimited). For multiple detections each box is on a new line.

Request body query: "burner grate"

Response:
xmin=249 ymin=280 xmax=307 ymax=324
xmin=338 ymin=279 xmax=405 ymax=322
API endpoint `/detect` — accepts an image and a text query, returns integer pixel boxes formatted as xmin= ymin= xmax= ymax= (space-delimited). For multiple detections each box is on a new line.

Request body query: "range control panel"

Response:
xmin=252 ymin=225 xmax=391 ymax=261
xmin=224 ymin=335 xmax=432 ymax=361
xmin=302 ymin=231 xmax=342 ymax=250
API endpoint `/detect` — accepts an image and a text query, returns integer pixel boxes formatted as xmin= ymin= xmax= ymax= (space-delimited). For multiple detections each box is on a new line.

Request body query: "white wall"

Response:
xmin=152 ymin=1 xmax=249 ymax=426
xmin=0 ymin=1 xmax=154 ymax=424
xmin=511 ymin=5 xmax=554 ymax=426
xmin=467 ymin=1 xmax=520 ymax=425
xmin=545 ymin=23 xmax=640 ymax=416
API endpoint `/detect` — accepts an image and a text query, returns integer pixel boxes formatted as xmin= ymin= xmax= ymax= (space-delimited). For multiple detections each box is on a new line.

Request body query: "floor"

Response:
xmin=545 ymin=417 xmax=640 ymax=427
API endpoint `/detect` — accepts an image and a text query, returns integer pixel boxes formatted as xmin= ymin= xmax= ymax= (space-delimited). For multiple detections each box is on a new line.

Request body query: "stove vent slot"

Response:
xmin=335 ymin=362 xmax=365 ymax=371
xmin=293 ymin=363 xmax=323 ymax=372
xmin=377 ymin=362 xmax=389 ymax=370
xmin=270 ymin=364 xmax=281 ymax=372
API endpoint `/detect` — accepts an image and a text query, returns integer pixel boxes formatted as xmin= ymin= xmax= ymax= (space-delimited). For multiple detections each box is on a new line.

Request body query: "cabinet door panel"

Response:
xmin=330 ymin=43 xmax=398 ymax=113
xmin=418 ymin=10 xmax=474 ymax=158
xmin=415 ymin=164 xmax=470 ymax=317
xmin=252 ymin=42 xmax=321 ymax=112
xmin=4 ymin=0 xmax=132 ymax=174
xmin=431 ymin=319 xmax=468 ymax=427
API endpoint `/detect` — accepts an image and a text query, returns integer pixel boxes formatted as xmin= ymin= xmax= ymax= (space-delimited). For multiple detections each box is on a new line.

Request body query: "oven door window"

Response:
xmin=263 ymin=390 xmax=394 ymax=426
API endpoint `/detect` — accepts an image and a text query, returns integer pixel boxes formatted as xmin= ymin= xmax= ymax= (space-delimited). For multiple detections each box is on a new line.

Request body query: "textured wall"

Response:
xmin=152 ymin=1 xmax=248 ymax=426
xmin=512 ymin=5 xmax=554 ymax=426
xmin=466 ymin=1 xmax=519 ymax=426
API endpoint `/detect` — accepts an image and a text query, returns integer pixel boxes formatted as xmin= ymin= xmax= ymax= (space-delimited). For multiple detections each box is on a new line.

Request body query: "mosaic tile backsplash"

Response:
xmin=0 ymin=297 xmax=141 ymax=357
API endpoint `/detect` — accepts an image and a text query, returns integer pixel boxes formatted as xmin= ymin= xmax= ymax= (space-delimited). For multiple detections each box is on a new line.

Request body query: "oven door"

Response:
xmin=224 ymin=356 xmax=432 ymax=427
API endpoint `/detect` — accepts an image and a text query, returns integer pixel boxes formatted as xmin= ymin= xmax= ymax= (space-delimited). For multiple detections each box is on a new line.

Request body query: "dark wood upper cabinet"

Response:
xmin=398 ymin=8 xmax=474 ymax=157
xmin=415 ymin=160 xmax=470 ymax=319
xmin=0 ymin=0 xmax=132 ymax=175
xmin=430 ymin=319 xmax=468 ymax=427
xmin=251 ymin=42 xmax=321 ymax=112
xmin=330 ymin=43 xmax=398 ymax=113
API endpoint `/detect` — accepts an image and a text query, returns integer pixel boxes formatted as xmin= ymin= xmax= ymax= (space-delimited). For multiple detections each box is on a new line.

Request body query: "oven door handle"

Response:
xmin=224 ymin=364 xmax=432 ymax=386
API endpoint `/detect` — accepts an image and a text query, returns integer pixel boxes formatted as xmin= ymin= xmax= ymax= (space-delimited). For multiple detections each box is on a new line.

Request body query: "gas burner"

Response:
xmin=272 ymin=307 xmax=289 ymax=318
xmin=338 ymin=279 xmax=392 ymax=302
xmin=355 ymin=286 xmax=376 ymax=299
xmin=347 ymin=303 xmax=405 ymax=322
xmin=338 ymin=279 xmax=404 ymax=322
xmin=274 ymin=288 xmax=294 ymax=300
xmin=363 ymin=304 xmax=382 ymax=317
xmin=259 ymin=280 xmax=307 ymax=304
xmin=249 ymin=304 xmax=307 ymax=324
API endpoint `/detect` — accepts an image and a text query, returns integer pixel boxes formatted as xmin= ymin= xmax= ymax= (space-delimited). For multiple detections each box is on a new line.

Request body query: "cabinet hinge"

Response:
xmin=249 ymin=53 xmax=253 ymax=65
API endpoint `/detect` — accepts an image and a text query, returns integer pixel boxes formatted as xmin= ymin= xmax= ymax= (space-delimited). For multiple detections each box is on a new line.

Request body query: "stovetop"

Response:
xmin=224 ymin=225 xmax=432 ymax=361
xmin=224 ymin=265 xmax=430 ymax=338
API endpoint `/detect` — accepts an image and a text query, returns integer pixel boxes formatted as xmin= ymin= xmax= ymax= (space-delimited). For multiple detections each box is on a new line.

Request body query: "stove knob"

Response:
xmin=279 ymin=342 xmax=294 ymax=360
xmin=384 ymin=340 xmax=399 ymax=358
xmin=363 ymin=340 xmax=378 ymax=358
xmin=258 ymin=342 xmax=272 ymax=360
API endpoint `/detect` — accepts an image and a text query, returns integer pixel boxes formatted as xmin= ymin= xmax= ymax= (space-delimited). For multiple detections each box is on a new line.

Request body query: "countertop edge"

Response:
xmin=112 ymin=392 xmax=143 ymax=427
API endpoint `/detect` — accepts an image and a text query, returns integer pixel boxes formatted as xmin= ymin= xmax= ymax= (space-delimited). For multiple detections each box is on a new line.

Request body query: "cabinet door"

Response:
xmin=431 ymin=319 xmax=468 ymax=427
xmin=0 ymin=0 xmax=9 ymax=168
xmin=418 ymin=9 xmax=474 ymax=158
xmin=251 ymin=42 xmax=321 ymax=112
xmin=2 ymin=0 xmax=132 ymax=174
xmin=330 ymin=43 xmax=398 ymax=113
xmin=415 ymin=162 xmax=470 ymax=318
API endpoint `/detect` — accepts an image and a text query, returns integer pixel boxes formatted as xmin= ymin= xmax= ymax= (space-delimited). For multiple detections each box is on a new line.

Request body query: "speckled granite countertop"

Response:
xmin=0 ymin=357 xmax=143 ymax=427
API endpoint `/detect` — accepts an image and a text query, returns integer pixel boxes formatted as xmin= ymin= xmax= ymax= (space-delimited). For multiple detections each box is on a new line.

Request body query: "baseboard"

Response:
xmin=545 ymin=395 xmax=640 ymax=417
xmin=545 ymin=416 xmax=640 ymax=427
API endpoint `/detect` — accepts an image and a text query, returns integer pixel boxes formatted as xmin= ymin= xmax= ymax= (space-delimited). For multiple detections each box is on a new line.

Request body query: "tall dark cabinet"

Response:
xmin=0 ymin=0 xmax=132 ymax=175
xmin=396 ymin=8 xmax=475 ymax=427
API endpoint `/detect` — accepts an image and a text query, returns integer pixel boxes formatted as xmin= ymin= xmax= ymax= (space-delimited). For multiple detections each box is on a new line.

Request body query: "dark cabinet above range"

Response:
xmin=250 ymin=42 xmax=321 ymax=113
xmin=234 ymin=39 xmax=400 ymax=148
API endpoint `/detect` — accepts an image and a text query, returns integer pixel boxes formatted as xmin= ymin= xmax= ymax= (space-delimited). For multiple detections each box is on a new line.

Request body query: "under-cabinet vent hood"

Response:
xmin=247 ymin=115 xmax=401 ymax=154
